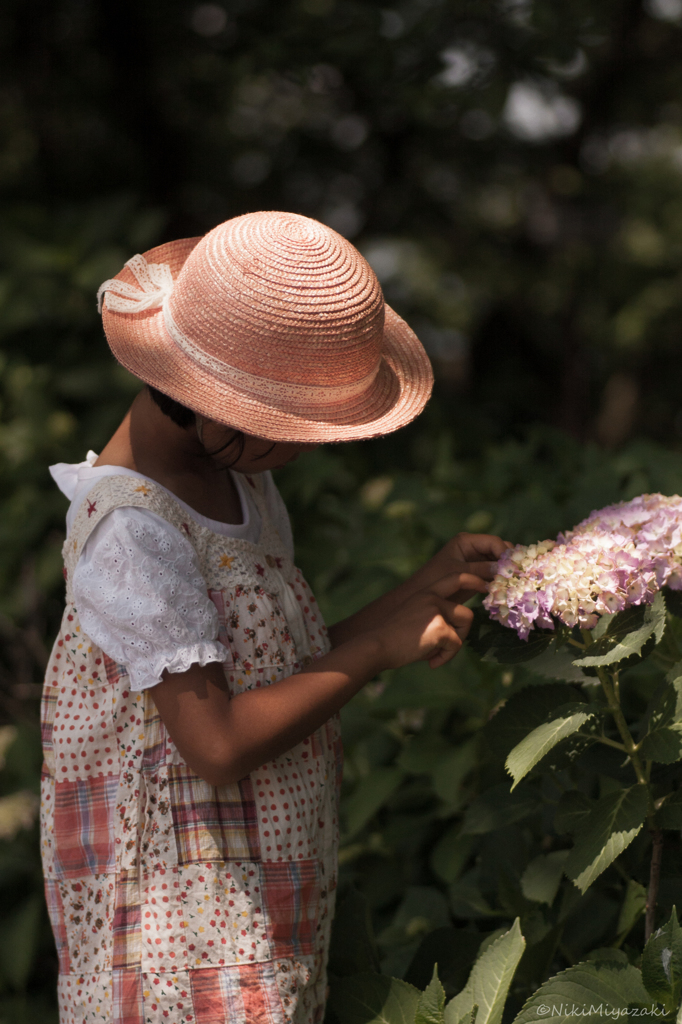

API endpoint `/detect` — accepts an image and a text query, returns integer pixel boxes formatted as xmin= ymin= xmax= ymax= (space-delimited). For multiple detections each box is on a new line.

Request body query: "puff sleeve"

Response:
xmin=72 ymin=507 xmax=229 ymax=691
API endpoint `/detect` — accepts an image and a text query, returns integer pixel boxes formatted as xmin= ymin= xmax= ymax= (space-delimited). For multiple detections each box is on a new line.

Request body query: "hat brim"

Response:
xmin=102 ymin=237 xmax=434 ymax=444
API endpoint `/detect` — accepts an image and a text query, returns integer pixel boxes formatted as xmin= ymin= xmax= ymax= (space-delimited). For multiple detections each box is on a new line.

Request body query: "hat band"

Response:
xmin=163 ymin=302 xmax=380 ymax=407
xmin=99 ymin=253 xmax=381 ymax=406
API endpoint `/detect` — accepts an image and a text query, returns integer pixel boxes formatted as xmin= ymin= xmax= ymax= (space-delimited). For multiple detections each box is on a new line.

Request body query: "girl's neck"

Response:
xmin=95 ymin=390 xmax=245 ymax=524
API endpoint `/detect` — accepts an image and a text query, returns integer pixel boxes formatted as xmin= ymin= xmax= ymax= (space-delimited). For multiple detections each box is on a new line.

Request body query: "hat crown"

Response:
xmin=167 ymin=211 xmax=385 ymax=389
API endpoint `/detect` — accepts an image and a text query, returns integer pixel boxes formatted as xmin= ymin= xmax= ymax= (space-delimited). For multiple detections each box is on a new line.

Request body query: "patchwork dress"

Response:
xmin=40 ymin=470 xmax=342 ymax=1024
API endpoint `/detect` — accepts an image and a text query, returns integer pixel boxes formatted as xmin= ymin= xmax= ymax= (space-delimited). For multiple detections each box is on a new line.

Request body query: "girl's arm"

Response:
xmin=328 ymin=532 xmax=511 ymax=648
xmin=151 ymin=570 xmax=483 ymax=786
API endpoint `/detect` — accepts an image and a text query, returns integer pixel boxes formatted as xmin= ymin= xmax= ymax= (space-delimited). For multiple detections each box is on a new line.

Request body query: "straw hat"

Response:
xmin=98 ymin=211 xmax=433 ymax=443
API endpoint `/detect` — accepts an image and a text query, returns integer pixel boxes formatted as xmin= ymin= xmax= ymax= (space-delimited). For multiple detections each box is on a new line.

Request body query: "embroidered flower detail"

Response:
xmin=134 ymin=483 xmax=151 ymax=496
xmin=255 ymin=563 xmax=265 ymax=577
xmin=219 ymin=555 xmax=234 ymax=569
xmin=87 ymin=500 xmax=97 ymax=517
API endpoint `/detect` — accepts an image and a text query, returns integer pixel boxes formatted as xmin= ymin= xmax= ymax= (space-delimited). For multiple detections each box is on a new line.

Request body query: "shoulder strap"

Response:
xmin=235 ymin=471 xmax=282 ymax=551
xmin=62 ymin=475 xmax=197 ymax=588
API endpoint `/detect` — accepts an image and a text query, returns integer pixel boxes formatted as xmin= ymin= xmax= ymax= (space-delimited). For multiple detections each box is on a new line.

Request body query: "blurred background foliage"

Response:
xmin=4 ymin=0 xmax=682 ymax=1018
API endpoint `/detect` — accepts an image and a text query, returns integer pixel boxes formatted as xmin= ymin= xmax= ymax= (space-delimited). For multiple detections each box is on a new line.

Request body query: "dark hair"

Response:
xmin=146 ymin=384 xmax=251 ymax=464
xmin=147 ymin=385 xmax=195 ymax=428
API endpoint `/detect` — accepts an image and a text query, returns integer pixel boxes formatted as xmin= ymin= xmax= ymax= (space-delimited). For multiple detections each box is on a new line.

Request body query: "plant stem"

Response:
xmin=597 ymin=668 xmax=647 ymax=785
xmin=594 ymin=735 xmax=627 ymax=753
xmin=645 ymin=829 xmax=664 ymax=942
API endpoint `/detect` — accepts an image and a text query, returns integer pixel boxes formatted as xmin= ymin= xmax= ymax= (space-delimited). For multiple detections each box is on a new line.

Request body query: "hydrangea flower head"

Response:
xmin=484 ymin=493 xmax=682 ymax=639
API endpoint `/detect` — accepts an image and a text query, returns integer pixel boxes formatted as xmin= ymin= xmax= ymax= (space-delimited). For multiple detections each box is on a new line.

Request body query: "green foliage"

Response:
xmin=443 ymin=920 xmax=525 ymax=1024
xmin=641 ymin=908 xmax=682 ymax=1014
xmin=574 ymin=594 xmax=667 ymax=667
xmin=414 ymin=968 xmax=446 ymax=1024
xmin=505 ymin=704 xmax=595 ymax=790
xmin=563 ymin=785 xmax=649 ymax=894
xmin=512 ymin=957 xmax=652 ymax=1023
xmin=329 ymin=975 xmax=421 ymax=1024
xmin=5 ymin=0 xmax=682 ymax=1016
xmin=615 ymin=879 xmax=647 ymax=945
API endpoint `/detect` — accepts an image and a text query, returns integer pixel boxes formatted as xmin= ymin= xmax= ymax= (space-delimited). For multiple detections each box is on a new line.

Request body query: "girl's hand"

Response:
xmin=369 ymin=570 xmax=486 ymax=670
xmin=409 ymin=532 xmax=513 ymax=602
xmin=327 ymin=534 xmax=510 ymax=650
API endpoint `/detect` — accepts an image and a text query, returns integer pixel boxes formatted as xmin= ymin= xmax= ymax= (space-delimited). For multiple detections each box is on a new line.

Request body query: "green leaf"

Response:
xmin=448 ymin=876 xmax=498 ymax=919
xmin=328 ymin=887 xmax=380 ymax=977
xmin=522 ymin=641 xmax=591 ymax=683
xmin=564 ymin=784 xmax=648 ymax=893
xmin=329 ymin=974 xmax=421 ymax=1024
xmin=0 ymin=893 xmax=42 ymax=991
xmin=520 ymin=850 xmax=570 ymax=905
xmin=483 ymin=631 xmax=554 ymax=665
xmin=379 ymin=887 xmax=451 ymax=949
xmin=444 ymin=919 xmax=525 ymax=1024
xmin=460 ymin=784 xmax=542 ymax=835
xmin=641 ymin=907 xmax=682 ymax=1012
xmin=415 ymin=966 xmax=446 ymax=1024
xmin=663 ymin=587 xmax=682 ymax=618
xmin=431 ymin=826 xmax=478 ymax=884
xmin=616 ymin=879 xmax=647 ymax=943
xmin=640 ymin=675 xmax=682 ymax=763
xmin=469 ymin=610 xmax=553 ymax=664
xmin=484 ymin=685 xmax=585 ymax=765
xmin=343 ymin=767 xmax=405 ymax=837
xmin=640 ymin=725 xmax=682 ymax=763
xmin=505 ymin=704 xmax=595 ymax=789
xmin=404 ymin=928 xmax=483 ymax=998
xmin=432 ymin=740 xmax=477 ymax=806
xmin=574 ymin=592 xmax=666 ymax=667
xmin=554 ymin=790 xmax=592 ymax=835
xmin=655 ymin=790 xmax=682 ymax=829
xmin=512 ymin=960 xmax=651 ymax=1022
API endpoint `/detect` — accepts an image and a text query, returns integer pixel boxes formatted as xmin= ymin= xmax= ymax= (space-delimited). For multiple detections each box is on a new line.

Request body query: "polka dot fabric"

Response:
xmin=41 ymin=472 xmax=340 ymax=1023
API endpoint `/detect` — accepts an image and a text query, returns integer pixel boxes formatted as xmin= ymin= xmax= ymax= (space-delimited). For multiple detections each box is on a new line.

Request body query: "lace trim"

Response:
xmin=126 ymin=641 xmax=229 ymax=692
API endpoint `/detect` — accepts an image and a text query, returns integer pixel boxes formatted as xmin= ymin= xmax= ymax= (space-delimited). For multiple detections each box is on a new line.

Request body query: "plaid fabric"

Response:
xmin=113 ymin=869 xmax=141 ymax=969
xmin=104 ymin=652 xmax=128 ymax=686
xmin=261 ymin=860 xmax=320 ymax=957
xmin=40 ymin=686 xmax=58 ymax=752
xmin=44 ymin=879 xmax=70 ymax=973
xmin=190 ymin=964 xmax=281 ymax=1024
xmin=53 ymin=774 xmax=118 ymax=879
xmin=112 ymin=967 xmax=144 ymax=1024
xmin=169 ymin=764 xmax=260 ymax=865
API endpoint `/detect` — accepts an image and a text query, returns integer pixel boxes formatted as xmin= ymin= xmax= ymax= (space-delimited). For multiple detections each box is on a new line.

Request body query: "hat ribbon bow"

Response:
xmin=97 ymin=255 xmax=174 ymax=314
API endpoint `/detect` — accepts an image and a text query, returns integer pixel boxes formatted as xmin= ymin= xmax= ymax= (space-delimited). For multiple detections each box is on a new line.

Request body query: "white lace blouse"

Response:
xmin=50 ymin=452 xmax=295 ymax=692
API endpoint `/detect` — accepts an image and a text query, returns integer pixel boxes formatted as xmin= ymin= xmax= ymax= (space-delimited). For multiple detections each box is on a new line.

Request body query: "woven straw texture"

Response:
xmin=101 ymin=212 xmax=433 ymax=443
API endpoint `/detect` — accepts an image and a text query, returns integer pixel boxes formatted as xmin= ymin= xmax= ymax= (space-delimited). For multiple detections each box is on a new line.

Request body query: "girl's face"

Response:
xmin=199 ymin=419 xmax=318 ymax=472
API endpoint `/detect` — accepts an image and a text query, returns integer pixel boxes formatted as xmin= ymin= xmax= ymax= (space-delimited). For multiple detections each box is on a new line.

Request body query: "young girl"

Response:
xmin=42 ymin=211 xmax=507 ymax=1024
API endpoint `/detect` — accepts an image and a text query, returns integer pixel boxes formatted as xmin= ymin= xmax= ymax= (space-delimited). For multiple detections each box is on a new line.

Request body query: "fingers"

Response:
xmin=449 ymin=601 xmax=474 ymax=638
xmin=430 ymin=571 xmax=488 ymax=599
xmin=426 ymin=602 xmax=473 ymax=668
xmin=454 ymin=533 xmax=513 ymax=561
xmin=464 ymin=559 xmax=501 ymax=581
